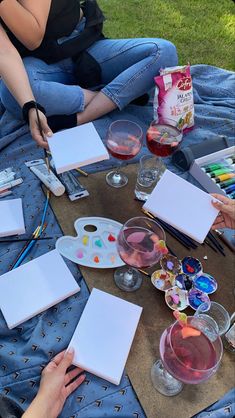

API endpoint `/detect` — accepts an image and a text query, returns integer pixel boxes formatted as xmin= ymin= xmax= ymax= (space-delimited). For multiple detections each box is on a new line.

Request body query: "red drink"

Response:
xmin=146 ymin=122 xmax=182 ymax=157
xmin=107 ymin=133 xmax=141 ymax=160
xmin=117 ymin=226 xmax=163 ymax=268
xmin=160 ymin=321 xmax=221 ymax=384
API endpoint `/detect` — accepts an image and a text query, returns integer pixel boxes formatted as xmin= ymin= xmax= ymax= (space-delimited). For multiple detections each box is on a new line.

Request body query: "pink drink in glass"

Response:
xmin=107 ymin=133 xmax=142 ymax=161
xmin=117 ymin=226 xmax=163 ymax=269
xmin=160 ymin=319 xmax=222 ymax=384
xmin=146 ymin=121 xmax=182 ymax=157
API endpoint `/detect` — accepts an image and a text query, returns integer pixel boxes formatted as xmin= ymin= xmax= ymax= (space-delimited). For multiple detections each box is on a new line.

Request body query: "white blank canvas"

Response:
xmin=0 ymin=198 xmax=25 ymax=237
xmin=143 ymin=169 xmax=219 ymax=243
xmin=48 ymin=122 xmax=109 ymax=174
xmin=68 ymin=288 xmax=142 ymax=385
xmin=0 ymin=249 xmax=80 ymax=329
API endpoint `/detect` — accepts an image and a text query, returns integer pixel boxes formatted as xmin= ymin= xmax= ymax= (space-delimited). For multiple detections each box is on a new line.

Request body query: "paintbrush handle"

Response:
xmin=154 ymin=217 xmax=191 ymax=250
xmin=34 ymin=103 xmax=50 ymax=172
xmin=0 ymin=237 xmax=52 ymax=243
xmin=208 ymin=231 xmax=224 ymax=251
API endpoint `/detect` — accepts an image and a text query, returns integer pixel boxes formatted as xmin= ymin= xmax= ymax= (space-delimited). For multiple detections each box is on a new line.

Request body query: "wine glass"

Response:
xmin=106 ymin=120 xmax=143 ymax=188
xmin=114 ymin=216 xmax=167 ymax=292
xmin=146 ymin=119 xmax=183 ymax=158
xmin=151 ymin=316 xmax=223 ymax=396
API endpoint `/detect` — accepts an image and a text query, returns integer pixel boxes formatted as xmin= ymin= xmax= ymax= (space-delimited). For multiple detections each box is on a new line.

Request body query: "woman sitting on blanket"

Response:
xmin=0 ymin=0 xmax=178 ymax=149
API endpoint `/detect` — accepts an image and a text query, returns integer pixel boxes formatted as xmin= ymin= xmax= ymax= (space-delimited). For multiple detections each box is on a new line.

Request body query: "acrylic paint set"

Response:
xmin=190 ymin=145 xmax=235 ymax=198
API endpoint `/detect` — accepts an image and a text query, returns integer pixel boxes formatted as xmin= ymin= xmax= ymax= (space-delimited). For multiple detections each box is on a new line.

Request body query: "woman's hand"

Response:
xmin=23 ymin=348 xmax=85 ymax=418
xmin=28 ymin=108 xmax=53 ymax=149
xmin=211 ymin=193 xmax=235 ymax=230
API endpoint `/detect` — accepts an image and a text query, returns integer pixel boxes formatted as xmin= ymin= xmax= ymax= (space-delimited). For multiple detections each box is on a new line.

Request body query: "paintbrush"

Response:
xmin=34 ymin=103 xmax=50 ymax=173
xmin=0 ymin=237 xmax=52 ymax=243
xmin=142 ymin=209 xmax=191 ymax=250
xmin=10 ymin=223 xmax=47 ymax=270
xmin=12 ymin=192 xmax=50 ymax=269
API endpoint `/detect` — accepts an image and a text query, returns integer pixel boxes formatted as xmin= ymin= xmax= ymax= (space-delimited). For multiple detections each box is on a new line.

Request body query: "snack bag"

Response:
xmin=154 ymin=65 xmax=194 ymax=132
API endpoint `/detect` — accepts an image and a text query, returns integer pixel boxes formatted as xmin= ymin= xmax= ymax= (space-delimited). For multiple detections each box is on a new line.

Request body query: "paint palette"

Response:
xmin=151 ymin=269 xmax=175 ymax=292
xmin=56 ymin=217 xmax=125 ymax=268
xmin=151 ymin=253 xmax=218 ymax=312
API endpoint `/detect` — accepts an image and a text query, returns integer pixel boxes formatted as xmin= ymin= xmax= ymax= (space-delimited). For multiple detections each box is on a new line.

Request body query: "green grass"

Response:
xmin=99 ymin=0 xmax=235 ymax=70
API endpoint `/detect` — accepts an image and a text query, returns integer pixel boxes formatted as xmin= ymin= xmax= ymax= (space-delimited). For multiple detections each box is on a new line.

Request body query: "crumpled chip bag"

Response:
xmin=154 ymin=65 xmax=194 ymax=132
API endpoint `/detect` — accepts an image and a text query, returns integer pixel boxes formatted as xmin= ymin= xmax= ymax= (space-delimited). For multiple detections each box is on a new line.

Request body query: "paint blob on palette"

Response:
xmin=151 ymin=269 xmax=175 ymax=292
xmin=181 ymin=256 xmax=202 ymax=276
xmin=56 ymin=217 xmax=125 ymax=268
xmin=188 ymin=288 xmax=210 ymax=311
xmin=193 ymin=273 xmax=217 ymax=295
xmin=165 ymin=287 xmax=188 ymax=311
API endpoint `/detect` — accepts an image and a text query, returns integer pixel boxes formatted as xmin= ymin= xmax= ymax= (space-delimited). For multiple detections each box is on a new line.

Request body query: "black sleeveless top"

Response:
xmin=1 ymin=0 xmax=81 ymax=58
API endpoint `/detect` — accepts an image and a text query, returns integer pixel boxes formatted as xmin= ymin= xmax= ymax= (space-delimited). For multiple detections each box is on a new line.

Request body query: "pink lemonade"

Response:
xmin=107 ymin=133 xmax=142 ymax=160
xmin=146 ymin=123 xmax=182 ymax=157
xmin=117 ymin=227 xmax=163 ymax=268
xmin=160 ymin=322 xmax=219 ymax=384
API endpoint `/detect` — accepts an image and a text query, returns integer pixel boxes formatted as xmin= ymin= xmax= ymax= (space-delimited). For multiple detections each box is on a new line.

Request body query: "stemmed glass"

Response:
xmin=115 ymin=216 xmax=167 ymax=292
xmin=106 ymin=120 xmax=143 ymax=188
xmin=146 ymin=119 xmax=183 ymax=158
xmin=151 ymin=316 xmax=223 ymax=396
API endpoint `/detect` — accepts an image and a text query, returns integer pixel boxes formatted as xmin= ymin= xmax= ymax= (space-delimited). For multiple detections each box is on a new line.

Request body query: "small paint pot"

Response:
xmin=165 ymin=286 xmax=188 ymax=311
xmin=188 ymin=288 xmax=210 ymax=311
xmin=193 ymin=273 xmax=217 ymax=295
xmin=181 ymin=256 xmax=202 ymax=277
xmin=175 ymin=273 xmax=193 ymax=291
xmin=151 ymin=269 xmax=175 ymax=292
xmin=160 ymin=254 xmax=182 ymax=275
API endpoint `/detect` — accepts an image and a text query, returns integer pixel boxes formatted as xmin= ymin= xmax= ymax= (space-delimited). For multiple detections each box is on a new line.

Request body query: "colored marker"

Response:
xmin=213 ymin=173 xmax=235 ymax=183
xmin=0 ymin=178 xmax=23 ymax=193
xmin=225 ymin=184 xmax=235 ymax=194
xmin=219 ymin=178 xmax=235 ymax=188
xmin=202 ymin=158 xmax=235 ymax=171
xmin=0 ymin=190 xmax=12 ymax=198
xmin=203 ymin=162 xmax=234 ymax=172
xmin=228 ymin=191 xmax=235 ymax=199
xmin=208 ymin=167 xmax=234 ymax=178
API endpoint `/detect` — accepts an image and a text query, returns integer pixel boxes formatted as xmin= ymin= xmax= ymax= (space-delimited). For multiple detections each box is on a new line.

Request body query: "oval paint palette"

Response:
xmin=193 ymin=273 xmax=217 ymax=295
xmin=56 ymin=217 xmax=125 ymax=268
xmin=160 ymin=254 xmax=182 ymax=275
xmin=151 ymin=269 xmax=175 ymax=292
xmin=188 ymin=288 xmax=210 ymax=311
xmin=181 ymin=256 xmax=202 ymax=276
xmin=175 ymin=273 xmax=193 ymax=291
xmin=165 ymin=287 xmax=188 ymax=311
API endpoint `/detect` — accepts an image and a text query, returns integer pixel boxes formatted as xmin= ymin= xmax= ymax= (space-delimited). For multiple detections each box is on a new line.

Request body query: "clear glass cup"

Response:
xmin=146 ymin=119 xmax=183 ymax=158
xmin=106 ymin=120 xmax=143 ymax=188
xmin=134 ymin=154 xmax=166 ymax=202
xmin=195 ymin=301 xmax=230 ymax=336
xmin=151 ymin=316 xmax=223 ymax=396
xmin=114 ymin=216 xmax=166 ymax=292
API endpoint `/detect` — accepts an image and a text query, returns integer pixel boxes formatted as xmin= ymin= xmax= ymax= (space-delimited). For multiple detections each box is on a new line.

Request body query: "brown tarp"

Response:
xmin=49 ymin=164 xmax=235 ymax=418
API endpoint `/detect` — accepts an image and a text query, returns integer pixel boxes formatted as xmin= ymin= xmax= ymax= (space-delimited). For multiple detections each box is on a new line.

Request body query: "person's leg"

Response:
xmin=77 ymin=38 xmax=178 ymax=124
xmin=0 ymin=56 xmax=97 ymax=120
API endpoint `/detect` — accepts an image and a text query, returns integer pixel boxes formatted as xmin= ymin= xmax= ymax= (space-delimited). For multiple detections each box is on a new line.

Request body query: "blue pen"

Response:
xmin=225 ymin=184 xmax=235 ymax=194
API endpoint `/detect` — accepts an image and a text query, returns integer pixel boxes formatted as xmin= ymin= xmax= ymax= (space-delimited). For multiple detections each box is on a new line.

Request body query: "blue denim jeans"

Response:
xmin=0 ymin=29 xmax=178 ymax=119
